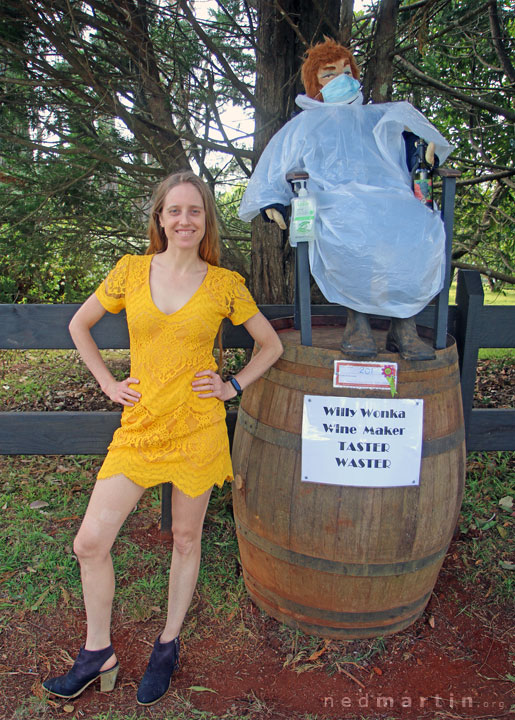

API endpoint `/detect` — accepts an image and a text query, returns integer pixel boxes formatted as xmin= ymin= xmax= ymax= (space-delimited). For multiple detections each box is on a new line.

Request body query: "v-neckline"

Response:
xmin=147 ymin=255 xmax=210 ymax=318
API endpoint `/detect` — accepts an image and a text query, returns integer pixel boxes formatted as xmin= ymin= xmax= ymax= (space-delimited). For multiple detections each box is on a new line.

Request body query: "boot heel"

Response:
xmin=100 ymin=664 xmax=119 ymax=692
xmin=43 ymin=644 xmax=118 ymax=699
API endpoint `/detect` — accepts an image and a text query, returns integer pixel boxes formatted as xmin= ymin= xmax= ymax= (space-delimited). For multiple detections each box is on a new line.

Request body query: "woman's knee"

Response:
xmin=171 ymin=526 xmax=201 ymax=556
xmin=73 ymin=526 xmax=112 ymax=562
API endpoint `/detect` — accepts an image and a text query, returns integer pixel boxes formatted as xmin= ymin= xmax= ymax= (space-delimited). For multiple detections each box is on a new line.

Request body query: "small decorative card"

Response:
xmin=333 ymin=361 xmax=398 ymax=396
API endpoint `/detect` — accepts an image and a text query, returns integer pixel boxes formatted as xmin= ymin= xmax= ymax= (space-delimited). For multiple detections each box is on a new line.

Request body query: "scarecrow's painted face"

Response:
xmin=316 ymin=59 xmax=353 ymax=89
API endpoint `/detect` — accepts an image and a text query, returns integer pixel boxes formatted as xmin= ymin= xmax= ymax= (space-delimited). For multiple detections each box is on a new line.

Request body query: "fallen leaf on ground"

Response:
xmin=499 ymin=496 xmax=513 ymax=510
xmin=308 ymin=640 xmax=331 ymax=661
xmin=29 ymin=500 xmax=49 ymax=510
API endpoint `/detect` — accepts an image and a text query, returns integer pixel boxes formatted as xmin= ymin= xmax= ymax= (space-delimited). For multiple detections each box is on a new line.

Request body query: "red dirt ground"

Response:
xmin=2 ymin=522 xmax=513 ymax=720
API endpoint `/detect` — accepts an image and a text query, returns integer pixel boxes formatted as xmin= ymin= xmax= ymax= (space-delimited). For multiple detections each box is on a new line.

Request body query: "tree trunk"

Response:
xmin=251 ymin=0 xmax=349 ymax=303
xmin=339 ymin=0 xmax=355 ymax=47
xmin=362 ymin=0 xmax=400 ymax=103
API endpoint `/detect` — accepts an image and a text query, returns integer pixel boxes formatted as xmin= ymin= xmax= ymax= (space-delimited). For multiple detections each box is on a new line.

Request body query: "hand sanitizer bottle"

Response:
xmin=289 ymin=177 xmax=316 ymax=247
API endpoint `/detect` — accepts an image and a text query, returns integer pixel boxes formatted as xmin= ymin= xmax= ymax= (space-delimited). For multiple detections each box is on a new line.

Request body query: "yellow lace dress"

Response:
xmin=94 ymin=254 xmax=259 ymax=497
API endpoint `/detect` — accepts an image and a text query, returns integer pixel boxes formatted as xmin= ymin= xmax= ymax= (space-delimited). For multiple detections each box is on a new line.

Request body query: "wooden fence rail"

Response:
xmin=1 ymin=270 xmax=514 ymax=456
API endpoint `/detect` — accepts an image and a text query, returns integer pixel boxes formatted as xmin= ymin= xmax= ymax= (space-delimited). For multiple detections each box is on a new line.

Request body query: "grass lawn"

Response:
xmin=449 ymin=280 xmax=515 ymax=307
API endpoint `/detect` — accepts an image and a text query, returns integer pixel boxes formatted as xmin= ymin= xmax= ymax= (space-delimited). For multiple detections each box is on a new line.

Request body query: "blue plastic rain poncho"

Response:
xmin=239 ymin=95 xmax=454 ymax=318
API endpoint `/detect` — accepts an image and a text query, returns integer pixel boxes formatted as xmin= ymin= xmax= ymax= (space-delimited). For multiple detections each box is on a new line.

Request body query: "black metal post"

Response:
xmin=286 ymin=170 xmax=313 ymax=347
xmin=296 ymin=243 xmax=312 ymax=346
xmin=434 ymin=168 xmax=460 ymax=349
xmin=294 ymin=242 xmax=301 ymax=331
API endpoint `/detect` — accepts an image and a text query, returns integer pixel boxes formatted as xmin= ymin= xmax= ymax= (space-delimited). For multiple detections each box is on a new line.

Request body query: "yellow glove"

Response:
xmin=265 ymin=207 xmax=287 ymax=230
xmin=425 ymin=141 xmax=435 ymax=166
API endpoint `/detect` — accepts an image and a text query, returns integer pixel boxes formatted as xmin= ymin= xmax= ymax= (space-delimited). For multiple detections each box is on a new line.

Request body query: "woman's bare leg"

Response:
xmin=73 ymin=473 xmax=145 ymax=669
xmin=160 ymin=485 xmax=212 ymax=641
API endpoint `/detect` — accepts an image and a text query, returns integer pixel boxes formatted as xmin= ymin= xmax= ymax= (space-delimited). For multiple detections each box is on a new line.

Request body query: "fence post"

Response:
xmin=434 ymin=169 xmax=460 ymax=349
xmin=161 ymin=483 xmax=172 ymax=537
xmin=455 ymin=270 xmax=484 ymax=444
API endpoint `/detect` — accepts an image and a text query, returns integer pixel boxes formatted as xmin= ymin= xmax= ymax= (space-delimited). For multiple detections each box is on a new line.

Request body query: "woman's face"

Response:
xmin=317 ymin=58 xmax=352 ymax=89
xmin=159 ymin=183 xmax=206 ymax=253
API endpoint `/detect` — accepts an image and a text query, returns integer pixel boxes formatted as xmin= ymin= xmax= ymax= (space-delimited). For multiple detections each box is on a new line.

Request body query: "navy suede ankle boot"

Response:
xmin=137 ymin=634 xmax=180 ymax=706
xmin=42 ymin=645 xmax=119 ymax=699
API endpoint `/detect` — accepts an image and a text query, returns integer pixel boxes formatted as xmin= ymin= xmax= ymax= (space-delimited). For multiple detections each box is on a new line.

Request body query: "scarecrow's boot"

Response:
xmin=386 ymin=316 xmax=435 ymax=361
xmin=340 ymin=308 xmax=377 ymax=358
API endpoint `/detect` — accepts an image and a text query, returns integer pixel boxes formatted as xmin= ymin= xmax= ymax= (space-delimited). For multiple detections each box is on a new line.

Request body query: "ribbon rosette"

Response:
xmin=382 ymin=365 xmax=398 ymax=397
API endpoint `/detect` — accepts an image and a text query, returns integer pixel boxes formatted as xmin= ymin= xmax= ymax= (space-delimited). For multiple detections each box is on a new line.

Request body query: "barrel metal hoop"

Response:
xmin=237 ymin=407 xmax=299 ymax=450
xmin=245 ymin=572 xmax=431 ymax=627
xmin=236 ymin=520 xmax=449 ymax=577
xmin=237 ymin=407 xmax=465 ymax=458
xmin=257 ymin=610 xmax=425 ymax=639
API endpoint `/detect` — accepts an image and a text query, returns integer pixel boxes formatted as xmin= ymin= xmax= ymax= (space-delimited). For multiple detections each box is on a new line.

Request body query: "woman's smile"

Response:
xmin=159 ymin=183 xmax=206 ymax=250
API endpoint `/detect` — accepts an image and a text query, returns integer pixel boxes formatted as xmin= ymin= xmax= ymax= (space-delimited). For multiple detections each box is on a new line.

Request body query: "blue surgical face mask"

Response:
xmin=321 ymin=73 xmax=361 ymax=104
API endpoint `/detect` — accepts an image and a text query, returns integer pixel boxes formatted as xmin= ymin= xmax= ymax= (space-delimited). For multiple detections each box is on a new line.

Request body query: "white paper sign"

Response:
xmin=302 ymin=395 xmax=423 ymax=487
xmin=333 ymin=360 xmax=398 ymax=391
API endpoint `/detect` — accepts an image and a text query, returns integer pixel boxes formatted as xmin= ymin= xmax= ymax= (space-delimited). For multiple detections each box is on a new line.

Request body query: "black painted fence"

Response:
xmin=1 ymin=269 xmax=514 ymax=456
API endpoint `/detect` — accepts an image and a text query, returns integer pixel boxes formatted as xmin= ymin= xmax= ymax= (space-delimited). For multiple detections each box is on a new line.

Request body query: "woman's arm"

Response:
xmin=192 ymin=312 xmax=283 ymax=401
xmin=69 ymin=294 xmax=141 ymax=407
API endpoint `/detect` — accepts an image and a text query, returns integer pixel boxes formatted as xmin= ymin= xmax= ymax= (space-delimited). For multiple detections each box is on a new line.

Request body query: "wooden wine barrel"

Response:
xmin=231 ymin=317 xmax=465 ymax=639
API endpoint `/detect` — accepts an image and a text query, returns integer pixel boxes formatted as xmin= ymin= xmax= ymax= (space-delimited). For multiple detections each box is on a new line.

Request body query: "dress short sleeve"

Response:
xmin=227 ymin=271 xmax=259 ymax=325
xmin=95 ymin=254 xmax=131 ymax=314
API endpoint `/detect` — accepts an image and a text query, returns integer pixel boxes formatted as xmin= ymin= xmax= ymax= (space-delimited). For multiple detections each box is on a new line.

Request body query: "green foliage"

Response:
xmin=390 ymin=0 xmax=515 ymax=285
xmin=0 ymin=0 xmax=260 ymax=299
xmin=0 ymin=0 xmax=513 ymax=300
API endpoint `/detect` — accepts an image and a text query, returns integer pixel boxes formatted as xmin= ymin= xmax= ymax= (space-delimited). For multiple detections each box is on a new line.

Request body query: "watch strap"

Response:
xmin=228 ymin=376 xmax=242 ymax=395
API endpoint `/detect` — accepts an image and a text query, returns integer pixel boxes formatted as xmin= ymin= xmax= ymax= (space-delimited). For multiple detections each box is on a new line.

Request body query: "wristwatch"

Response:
xmin=228 ymin=376 xmax=243 ymax=395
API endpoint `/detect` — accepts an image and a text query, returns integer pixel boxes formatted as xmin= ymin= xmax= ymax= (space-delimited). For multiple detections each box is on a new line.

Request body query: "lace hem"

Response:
xmin=97 ymin=446 xmax=234 ymax=497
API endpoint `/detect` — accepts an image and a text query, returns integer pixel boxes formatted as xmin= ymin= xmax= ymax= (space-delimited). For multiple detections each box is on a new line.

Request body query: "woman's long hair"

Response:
xmin=146 ymin=171 xmax=224 ymax=373
xmin=146 ymin=170 xmax=221 ymax=266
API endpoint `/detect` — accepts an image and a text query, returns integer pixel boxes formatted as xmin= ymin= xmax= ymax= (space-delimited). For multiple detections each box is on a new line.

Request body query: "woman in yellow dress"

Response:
xmin=42 ymin=171 xmax=283 ymax=706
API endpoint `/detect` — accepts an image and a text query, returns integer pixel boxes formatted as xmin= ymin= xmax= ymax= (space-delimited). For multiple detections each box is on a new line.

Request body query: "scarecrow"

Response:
xmin=239 ymin=39 xmax=453 ymax=360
